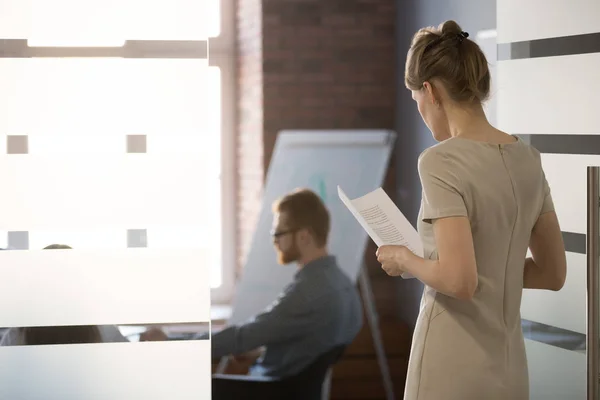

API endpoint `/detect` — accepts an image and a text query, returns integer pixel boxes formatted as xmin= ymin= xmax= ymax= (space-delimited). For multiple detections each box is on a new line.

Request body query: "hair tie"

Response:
xmin=423 ymin=31 xmax=469 ymax=54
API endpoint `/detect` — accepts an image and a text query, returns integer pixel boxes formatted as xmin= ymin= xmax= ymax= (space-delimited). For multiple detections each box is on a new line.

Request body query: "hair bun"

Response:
xmin=440 ymin=20 xmax=463 ymax=36
xmin=405 ymin=20 xmax=491 ymax=103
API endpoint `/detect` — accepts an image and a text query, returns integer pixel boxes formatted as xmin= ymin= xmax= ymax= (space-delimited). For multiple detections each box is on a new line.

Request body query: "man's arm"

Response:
xmin=211 ymin=285 xmax=314 ymax=359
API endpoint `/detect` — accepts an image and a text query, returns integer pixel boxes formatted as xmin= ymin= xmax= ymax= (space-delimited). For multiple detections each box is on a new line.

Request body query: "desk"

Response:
xmin=0 ymin=304 xmax=230 ymax=343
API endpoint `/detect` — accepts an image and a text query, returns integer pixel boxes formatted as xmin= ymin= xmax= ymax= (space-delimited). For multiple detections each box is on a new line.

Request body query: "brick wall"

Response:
xmin=236 ymin=0 xmax=264 ymax=271
xmin=236 ymin=0 xmax=407 ymax=397
xmin=261 ymin=0 xmax=396 ymax=168
xmin=237 ymin=0 xmax=397 ymax=267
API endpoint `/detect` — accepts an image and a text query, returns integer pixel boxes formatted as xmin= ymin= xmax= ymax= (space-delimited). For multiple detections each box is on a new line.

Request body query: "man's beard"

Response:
xmin=277 ymin=244 xmax=301 ymax=265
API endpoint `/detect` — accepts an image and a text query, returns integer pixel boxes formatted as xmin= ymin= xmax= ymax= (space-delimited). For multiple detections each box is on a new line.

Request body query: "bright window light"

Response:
xmin=25 ymin=0 xmax=220 ymax=46
xmin=1 ymin=0 xmax=227 ymax=298
xmin=0 ymin=56 xmax=222 ymax=288
xmin=30 ymin=0 xmax=127 ymax=47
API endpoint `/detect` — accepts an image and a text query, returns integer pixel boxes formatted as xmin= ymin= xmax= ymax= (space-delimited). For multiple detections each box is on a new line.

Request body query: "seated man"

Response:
xmin=210 ymin=188 xmax=363 ymax=379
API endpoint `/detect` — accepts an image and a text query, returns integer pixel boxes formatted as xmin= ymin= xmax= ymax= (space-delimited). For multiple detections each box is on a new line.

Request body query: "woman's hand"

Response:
xmin=376 ymin=245 xmax=412 ymax=276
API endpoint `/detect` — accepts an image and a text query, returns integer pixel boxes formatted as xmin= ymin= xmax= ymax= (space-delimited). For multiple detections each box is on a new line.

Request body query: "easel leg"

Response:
xmin=321 ymin=368 xmax=332 ymax=400
xmin=359 ymin=264 xmax=396 ymax=400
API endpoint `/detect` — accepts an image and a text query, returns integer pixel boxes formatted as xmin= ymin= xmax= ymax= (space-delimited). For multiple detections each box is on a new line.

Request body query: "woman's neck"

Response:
xmin=446 ymin=102 xmax=492 ymax=140
xmin=444 ymin=102 xmax=515 ymax=144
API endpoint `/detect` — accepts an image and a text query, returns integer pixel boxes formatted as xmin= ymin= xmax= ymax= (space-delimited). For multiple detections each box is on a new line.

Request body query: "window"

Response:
xmin=0 ymin=0 xmax=236 ymax=303
xmin=0 ymin=0 xmax=235 ymax=397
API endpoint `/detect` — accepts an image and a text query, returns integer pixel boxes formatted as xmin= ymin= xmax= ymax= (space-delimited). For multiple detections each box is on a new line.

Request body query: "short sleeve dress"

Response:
xmin=403 ymin=136 xmax=554 ymax=400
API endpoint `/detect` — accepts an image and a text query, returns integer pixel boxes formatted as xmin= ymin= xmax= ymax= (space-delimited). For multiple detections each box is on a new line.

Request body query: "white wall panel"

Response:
xmin=475 ymin=30 xmax=498 ymax=127
xmin=525 ymin=339 xmax=585 ymax=400
xmin=540 ymin=153 xmax=600 ymax=234
xmin=498 ymin=1 xmax=597 ymax=398
xmin=498 ymin=0 xmax=600 ymax=44
xmin=0 ymin=248 xmax=210 ymax=327
xmin=521 ymin=252 xmax=585 ymax=334
xmin=0 ymin=341 xmax=211 ymax=400
xmin=497 ymin=54 xmax=600 ymax=135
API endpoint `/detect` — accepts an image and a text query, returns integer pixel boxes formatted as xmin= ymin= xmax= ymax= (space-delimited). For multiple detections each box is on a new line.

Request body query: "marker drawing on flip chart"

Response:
xmin=338 ymin=186 xmax=423 ymax=279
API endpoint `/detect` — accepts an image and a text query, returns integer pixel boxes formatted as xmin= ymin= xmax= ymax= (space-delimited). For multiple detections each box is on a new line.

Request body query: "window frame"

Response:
xmin=209 ymin=0 xmax=237 ymax=305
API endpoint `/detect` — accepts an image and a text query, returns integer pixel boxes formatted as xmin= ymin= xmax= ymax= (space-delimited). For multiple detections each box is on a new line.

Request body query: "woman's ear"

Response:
xmin=423 ymin=81 xmax=441 ymax=107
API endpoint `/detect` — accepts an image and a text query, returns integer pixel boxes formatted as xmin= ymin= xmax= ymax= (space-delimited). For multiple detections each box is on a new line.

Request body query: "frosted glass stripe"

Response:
xmin=497 ymin=54 xmax=600 ymax=135
xmin=0 ymin=58 xmax=219 ymax=136
xmin=540 ymin=153 xmax=600 ymax=234
xmin=497 ymin=0 xmax=600 ymax=44
xmin=0 ymin=227 xmax=220 ymax=251
xmin=0 ymin=155 xmax=219 ymax=230
xmin=521 ymin=252 xmax=585 ymax=334
xmin=2 ymin=134 xmax=220 ymax=155
xmin=0 ymin=341 xmax=211 ymax=400
xmin=522 ymin=319 xmax=585 ymax=352
xmin=23 ymin=134 xmax=219 ymax=155
xmin=497 ymin=32 xmax=600 ymax=61
xmin=525 ymin=339 xmax=585 ymax=400
xmin=0 ymin=248 xmax=210 ymax=327
xmin=522 ymin=134 xmax=600 ymax=156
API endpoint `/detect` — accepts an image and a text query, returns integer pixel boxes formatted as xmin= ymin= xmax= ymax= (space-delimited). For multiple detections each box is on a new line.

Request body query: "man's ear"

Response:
xmin=297 ymin=228 xmax=312 ymax=245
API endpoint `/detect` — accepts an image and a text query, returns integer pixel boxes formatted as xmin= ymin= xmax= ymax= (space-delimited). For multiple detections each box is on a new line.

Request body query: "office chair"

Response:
xmin=212 ymin=344 xmax=346 ymax=400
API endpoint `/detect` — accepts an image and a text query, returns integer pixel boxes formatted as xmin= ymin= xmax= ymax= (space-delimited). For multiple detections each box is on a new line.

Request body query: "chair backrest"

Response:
xmin=281 ymin=345 xmax=347 ymax=400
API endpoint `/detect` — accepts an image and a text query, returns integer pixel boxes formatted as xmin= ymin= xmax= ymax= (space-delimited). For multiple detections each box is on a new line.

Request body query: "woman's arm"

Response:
xmin=524 ymin=211 xmax=566 ymax=291
xmin=387 ymin=150 xmax=475 ymax=299
xmin=378 ymin=215 xmax=477 ymax=300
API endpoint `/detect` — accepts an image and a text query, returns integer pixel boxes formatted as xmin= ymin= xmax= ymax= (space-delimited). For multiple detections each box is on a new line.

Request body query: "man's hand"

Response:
xmin=223 ymin=347 xmax=264 ymax=375
xmin=233 ymin=347 xmax=264 ymax=363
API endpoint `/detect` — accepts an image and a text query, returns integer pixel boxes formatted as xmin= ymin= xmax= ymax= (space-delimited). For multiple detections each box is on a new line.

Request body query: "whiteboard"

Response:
xmin=229 ymin=130 xmax=396 ymax=324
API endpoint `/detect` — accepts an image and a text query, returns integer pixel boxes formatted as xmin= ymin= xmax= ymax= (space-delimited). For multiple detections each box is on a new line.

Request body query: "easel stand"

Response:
xmin=215 ymin=263 xmax=396 ymax=400
xmin=324 ymin=264 xmax=396 ymax=400
xmin=358 ymin=263 xmax=396 ymax=400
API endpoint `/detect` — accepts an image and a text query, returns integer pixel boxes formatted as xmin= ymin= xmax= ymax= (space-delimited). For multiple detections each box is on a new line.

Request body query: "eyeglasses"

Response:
xmin=270 ymin=228 xmax=297 ymax=238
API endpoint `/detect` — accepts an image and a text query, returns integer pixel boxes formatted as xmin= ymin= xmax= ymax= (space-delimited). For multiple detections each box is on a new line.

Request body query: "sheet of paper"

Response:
xmin=338 ymin=186 xmax=423 ymax=279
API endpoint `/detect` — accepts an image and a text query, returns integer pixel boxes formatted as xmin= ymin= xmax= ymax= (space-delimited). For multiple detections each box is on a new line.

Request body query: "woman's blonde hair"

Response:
xmin=405 ymin=20 xmax=491 ymax=103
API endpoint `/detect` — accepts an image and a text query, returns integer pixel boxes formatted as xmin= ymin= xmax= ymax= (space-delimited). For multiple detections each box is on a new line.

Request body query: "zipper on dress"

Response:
xmin=498 ymin=142 xmax=519 ymax=383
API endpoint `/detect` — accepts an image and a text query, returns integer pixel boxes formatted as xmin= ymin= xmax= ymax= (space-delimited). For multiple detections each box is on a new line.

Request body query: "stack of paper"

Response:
xmin=338 ymin=186 xmax=423 ymax=279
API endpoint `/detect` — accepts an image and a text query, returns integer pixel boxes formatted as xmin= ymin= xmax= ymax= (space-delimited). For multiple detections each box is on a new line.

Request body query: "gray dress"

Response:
xmin=404 ymin=136 xmax=554 ymax=400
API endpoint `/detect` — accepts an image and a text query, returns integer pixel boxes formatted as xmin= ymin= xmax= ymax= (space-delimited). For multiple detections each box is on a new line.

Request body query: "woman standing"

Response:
xmin=376 ymin=20 xmax=567 ymax=399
